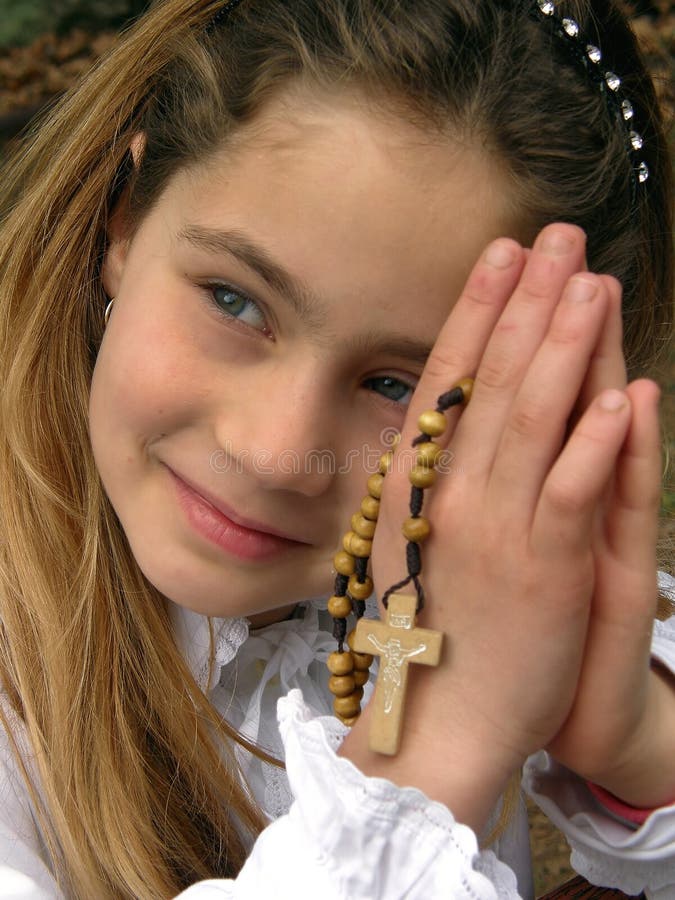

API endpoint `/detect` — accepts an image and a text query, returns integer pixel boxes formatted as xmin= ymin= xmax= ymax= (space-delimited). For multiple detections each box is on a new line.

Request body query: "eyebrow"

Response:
xmin=178 ymin=225 xmax=324 ymax=326
xmin=177 ymin=224 xmax=435 ymax=366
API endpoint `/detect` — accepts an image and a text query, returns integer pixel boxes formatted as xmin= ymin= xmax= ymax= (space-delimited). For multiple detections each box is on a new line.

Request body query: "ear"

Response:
xmin=101 ymin=133 xmax=146 ymax=298
xmin=101 ymin=214 xmax=130 ymax=299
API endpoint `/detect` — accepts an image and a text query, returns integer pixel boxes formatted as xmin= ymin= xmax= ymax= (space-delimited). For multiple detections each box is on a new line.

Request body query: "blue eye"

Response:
xmin=363 ymin=375 xmax=414 ymax=407
xmin=209 ymin=284 xmax=267 ymax=331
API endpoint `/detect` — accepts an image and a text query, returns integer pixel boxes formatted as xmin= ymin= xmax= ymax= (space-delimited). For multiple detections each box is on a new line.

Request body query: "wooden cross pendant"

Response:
xmin=350 ymin=593 xmax=443 ymax=755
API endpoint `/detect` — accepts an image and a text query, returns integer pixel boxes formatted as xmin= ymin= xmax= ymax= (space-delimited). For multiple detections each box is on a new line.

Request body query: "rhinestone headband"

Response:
xmin=531 ymin=0 xmax=648 ymax=193
xmin=209 ymin=0 xmax=246 ymax=30
xmin=207 ymin=0 xmax=649 ymax=195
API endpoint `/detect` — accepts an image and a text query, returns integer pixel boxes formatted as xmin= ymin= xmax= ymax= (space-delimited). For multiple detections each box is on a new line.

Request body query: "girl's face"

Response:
xmin=90 ymin=88 xmax=513 ymax=620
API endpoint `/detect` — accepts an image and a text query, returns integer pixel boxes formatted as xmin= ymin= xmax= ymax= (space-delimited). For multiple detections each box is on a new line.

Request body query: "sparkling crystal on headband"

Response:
xmin=586 ymin=44 xmax=601 ymax=64
xmin=562 ymin=18 xmax=579 ymax=37
xmin=532 ymin=0 xmax=647 ymax=197
xmin=605 ymin=72 xmax=621 ymax=92
xmin=630 ymin=131 xmax=643 ymax=151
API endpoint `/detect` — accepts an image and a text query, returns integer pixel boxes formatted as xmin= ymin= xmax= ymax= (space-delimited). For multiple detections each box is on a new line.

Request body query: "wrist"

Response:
xmin=338 ymin=666 xmax=524 ymax=833
xmin=583 ymin=664 xmax=675 ymax=808
xmin=586 ymin=781 xmax=675 ymax=826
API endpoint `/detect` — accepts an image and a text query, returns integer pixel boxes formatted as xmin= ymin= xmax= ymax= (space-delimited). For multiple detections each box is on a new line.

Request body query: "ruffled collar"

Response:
xmin=168 ymin=604 xmax=250 ymax=693
xmin=168 ymin=595 xmax=349 ymax=695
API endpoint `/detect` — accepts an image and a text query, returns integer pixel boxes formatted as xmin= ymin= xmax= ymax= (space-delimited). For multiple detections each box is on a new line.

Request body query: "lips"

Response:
xmin=167 ymin=466 xmax=311 ymax=561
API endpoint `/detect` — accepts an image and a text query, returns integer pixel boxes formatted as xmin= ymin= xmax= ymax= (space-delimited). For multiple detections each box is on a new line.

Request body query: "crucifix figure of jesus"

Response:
xmin=350 ymin=592 xmax=443 ymax=755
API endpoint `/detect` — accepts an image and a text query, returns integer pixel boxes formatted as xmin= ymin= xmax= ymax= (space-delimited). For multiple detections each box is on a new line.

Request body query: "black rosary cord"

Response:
xmin=332 ymin=616 xmax=347 ymax=653
xmin=381 ymin=574 xmax=413 ymax=607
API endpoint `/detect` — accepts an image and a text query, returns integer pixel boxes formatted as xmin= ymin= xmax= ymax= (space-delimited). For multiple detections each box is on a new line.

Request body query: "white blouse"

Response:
xmin=0 ymin=582 xmax=674 ymax=899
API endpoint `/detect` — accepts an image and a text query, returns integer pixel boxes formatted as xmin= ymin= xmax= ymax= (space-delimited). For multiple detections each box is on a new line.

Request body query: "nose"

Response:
xmin=213 ymin=358 xmax=339 ymax=498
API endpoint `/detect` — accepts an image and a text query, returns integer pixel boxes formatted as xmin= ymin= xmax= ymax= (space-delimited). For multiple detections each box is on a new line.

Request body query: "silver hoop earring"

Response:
xmin=104 ymin=298 xmax=115 ymax=326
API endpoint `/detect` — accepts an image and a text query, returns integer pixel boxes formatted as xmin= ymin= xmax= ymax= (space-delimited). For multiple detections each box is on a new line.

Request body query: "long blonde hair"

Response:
xmin=0 ymin=3 xmax=269 ymax=896
xmin=0 ymin=0 xmax=672 ymax=896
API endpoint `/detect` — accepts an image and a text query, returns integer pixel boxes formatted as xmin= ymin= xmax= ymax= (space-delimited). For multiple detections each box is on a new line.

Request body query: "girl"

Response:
xmin=0 ymin=0 xmax=673 ymax=897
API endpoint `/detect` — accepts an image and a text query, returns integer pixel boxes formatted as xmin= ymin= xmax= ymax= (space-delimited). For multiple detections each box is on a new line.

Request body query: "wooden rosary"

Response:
xmin=326 ymin=377 xmax=473 ymax=755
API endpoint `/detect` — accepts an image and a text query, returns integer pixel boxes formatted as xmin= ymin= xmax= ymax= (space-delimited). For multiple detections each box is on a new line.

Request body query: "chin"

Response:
xmin=147 ymin=572 xmax=262 ymax=618
xmin=122 ymin=518 xmax=331 ymax=619
xmin=133 ymin=553 xmax=291 ymax=620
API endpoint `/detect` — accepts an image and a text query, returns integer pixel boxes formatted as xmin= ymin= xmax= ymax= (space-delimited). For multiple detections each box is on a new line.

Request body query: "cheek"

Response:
xmin=334 ymin=440 xmax=383 ymax=524
xmin=88 ymin=306 xmax=208 ymax=459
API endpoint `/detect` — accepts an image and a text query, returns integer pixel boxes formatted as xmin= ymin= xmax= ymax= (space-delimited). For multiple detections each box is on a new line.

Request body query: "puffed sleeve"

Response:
xmin=176 ymin=689 xmax=521 ymax=899
xmin=0 ymin=690 xmax=521 ymax=900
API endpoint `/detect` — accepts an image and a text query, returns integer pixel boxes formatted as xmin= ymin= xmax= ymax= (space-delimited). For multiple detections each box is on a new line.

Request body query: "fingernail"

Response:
xmin=599 ymin=389 xmax=627 ymax=411
xmin=566 ymin=276 xmax=598 ymax=303
xmin=484 ymin=240 xmax=516 ymax=269
xmin=541 ymin=229 xmax=575 ymax=255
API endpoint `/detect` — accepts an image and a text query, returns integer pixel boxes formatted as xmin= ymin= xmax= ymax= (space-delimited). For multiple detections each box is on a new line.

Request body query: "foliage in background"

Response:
xmin=0 ymin=0 xmax=149 ymax=48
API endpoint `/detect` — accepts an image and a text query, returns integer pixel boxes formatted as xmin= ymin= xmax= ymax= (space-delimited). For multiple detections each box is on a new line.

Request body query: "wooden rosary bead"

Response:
xmin=415 ymin=441 xmax=443 ymax=467
xmin=367 ymin=472 xmax=384 ymax=499
xmin=339 ymin=715 xmax=359 ymax=727
xmin=353 ymin=669 xmax=369 ymax=686
xmin=352 ymin=651 xmax=374 ymax=670
xmin=347 ymin=573 xmax=374 ymax=600
xmin=347 ymin=632 xmax=374 ymax=670
xmin=328 ymin=674 xmax=356 ymax=697
xmin=457 ymin=376 xmax=474 ymax=404
xmin=417 ymin=409 xmax=447 ymax=437
xmin=328 ymin=595 xmax=353 ymax=619
xmin=402 ymin=516 xmax=431 ymax=542
xmin=378 ymin=450 xmax=394 ymax=474
xmin=346 ymin=534 xmax=373 ymax=558
xmin=333 ymin=693 xmax=362 ymax=719
xmin=327 ymin=651 xmax=354 ymax=675
xmin=352 ymin=685 xmax=364 ymax=701
xmin=350 ymin=513 xmax=376 ymax=539
xmin=360 ymin=495 xmax=380 ymax=521
xmin=342 ymin=531 xmax=359 ymax=553
xmin=409 ymin=465 xmax=437 ymax=488
xmin=333 ymin=550 xmax=356 ymax=576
